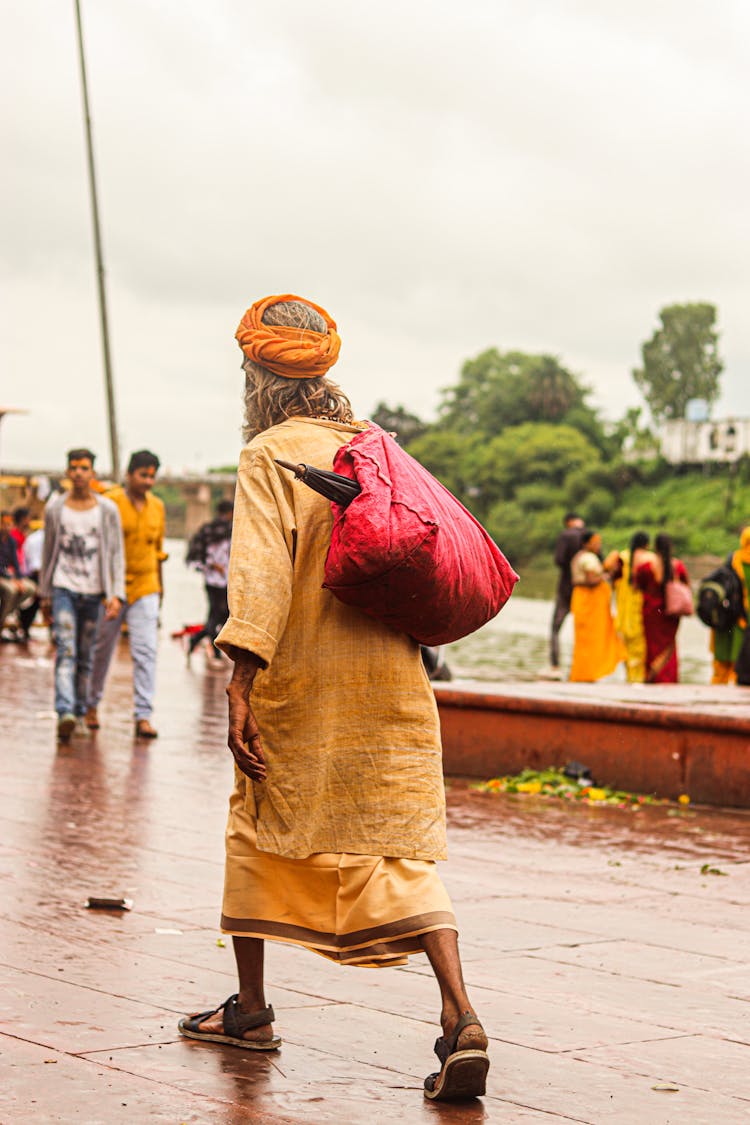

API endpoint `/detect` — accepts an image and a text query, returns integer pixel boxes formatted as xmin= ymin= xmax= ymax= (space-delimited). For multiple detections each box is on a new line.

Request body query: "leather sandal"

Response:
xmin=178 ymin=994 xmax=281 ymax=1050
xmin=424 ymin=1011 xmax=489 ymax=1100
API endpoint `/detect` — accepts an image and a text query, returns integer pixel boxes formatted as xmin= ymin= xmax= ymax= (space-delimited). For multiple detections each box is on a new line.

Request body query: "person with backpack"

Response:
xmin=710 ymin=528 xmax=750 ymax=684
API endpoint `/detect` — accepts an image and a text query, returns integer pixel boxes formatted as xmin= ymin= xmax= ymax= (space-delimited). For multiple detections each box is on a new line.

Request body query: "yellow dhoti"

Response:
xmin=221 ymin=775 xmax=456 ymax=968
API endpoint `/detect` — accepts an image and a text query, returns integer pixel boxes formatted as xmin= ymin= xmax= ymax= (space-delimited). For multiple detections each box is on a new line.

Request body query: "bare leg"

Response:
xmin=194 ymin=936 xmax=275 ymax=1043
xmin=419 ymin=928 xmax=487 ymax=1050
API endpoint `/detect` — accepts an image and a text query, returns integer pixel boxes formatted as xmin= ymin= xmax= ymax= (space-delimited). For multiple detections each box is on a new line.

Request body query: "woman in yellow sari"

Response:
xmin=569 ymin=530 xmax=625 ymax=683
xmin=612 ymin=531 xmax=655 ymax=683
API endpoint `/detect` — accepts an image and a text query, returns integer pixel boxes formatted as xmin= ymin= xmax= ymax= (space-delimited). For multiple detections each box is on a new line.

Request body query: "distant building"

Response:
xmin=661 ymin=418 xmax=750 ymax=464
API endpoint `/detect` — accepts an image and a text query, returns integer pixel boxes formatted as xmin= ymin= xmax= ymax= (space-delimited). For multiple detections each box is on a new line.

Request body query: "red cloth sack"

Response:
xmin=324 ymin=425 xmax=519 ymax=645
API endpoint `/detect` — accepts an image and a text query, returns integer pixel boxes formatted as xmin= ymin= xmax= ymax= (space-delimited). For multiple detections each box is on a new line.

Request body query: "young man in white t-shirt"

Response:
xmin=39 ymin=449 xmax=125 ymax=742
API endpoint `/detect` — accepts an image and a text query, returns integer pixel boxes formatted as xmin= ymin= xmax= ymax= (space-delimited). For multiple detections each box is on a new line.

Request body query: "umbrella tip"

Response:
xmin=275 ymin=459 xmax=306 ymax=478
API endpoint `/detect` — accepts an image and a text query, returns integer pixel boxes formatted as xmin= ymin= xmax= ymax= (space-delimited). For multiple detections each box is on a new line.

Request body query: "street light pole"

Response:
xmin=73 ymin=0 xmax=120 ymax=481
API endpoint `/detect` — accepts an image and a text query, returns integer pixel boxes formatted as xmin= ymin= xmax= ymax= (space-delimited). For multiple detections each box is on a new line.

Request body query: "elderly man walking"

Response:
xmin=178 ymin=295 xmax=489 ymax=1102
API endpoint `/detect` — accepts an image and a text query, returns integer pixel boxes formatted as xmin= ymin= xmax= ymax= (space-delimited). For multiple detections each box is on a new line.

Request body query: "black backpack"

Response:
xmin=695 ymin=562 xmax=744 ymax=632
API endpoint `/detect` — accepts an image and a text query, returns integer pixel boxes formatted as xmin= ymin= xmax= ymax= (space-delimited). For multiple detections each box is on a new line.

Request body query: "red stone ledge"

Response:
xmin=435 ymin=685 xmax=750 ymax=735
xmin=434 ymin=684 xmax=750 ymax=809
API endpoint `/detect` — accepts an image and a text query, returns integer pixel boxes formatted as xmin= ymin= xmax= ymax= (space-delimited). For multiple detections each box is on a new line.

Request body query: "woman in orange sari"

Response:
xmin=635 ymin=532 xmax=690 ymax=683
xmin=569 ymin=530 xmax=625 ymax=682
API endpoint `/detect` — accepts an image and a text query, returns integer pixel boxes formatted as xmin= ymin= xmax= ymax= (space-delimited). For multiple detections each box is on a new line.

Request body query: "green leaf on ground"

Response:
xmin=476 ymin=767 xmax=669 ymax=809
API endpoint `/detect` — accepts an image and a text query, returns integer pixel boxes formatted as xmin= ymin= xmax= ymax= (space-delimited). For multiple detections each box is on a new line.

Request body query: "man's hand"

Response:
xmin=103 ymin=596 xmax=122 ymax=620
xmin=40 ymin=597 xmax=52 ymax=626
xmin=226 ymin=651 xmax=266 ymax=781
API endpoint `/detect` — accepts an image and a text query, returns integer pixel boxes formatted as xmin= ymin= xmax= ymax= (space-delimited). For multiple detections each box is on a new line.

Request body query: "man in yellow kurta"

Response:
xmin=178 ymin=295 xmax=489 ymax=1102
xmin=86 ymin=449 xmax=167 ymax=738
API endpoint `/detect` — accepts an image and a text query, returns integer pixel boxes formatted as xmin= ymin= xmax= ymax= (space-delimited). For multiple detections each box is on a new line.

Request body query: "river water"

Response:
xmin=165 ymin=541 xmax=714 ymax=686
xmin=446 ymin=588 xmax=714 ymax=684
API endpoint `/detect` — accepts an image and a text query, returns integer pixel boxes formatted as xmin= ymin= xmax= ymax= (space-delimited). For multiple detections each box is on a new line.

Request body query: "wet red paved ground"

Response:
xmin=2 ymin=624 xmax=750 ymax=1122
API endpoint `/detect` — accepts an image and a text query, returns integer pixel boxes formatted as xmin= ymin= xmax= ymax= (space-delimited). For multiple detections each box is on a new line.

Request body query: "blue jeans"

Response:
xmin=51 ymin=587 xmax=103 ymax=717
xmin=87 ymin=592 xmax=159 ymax=721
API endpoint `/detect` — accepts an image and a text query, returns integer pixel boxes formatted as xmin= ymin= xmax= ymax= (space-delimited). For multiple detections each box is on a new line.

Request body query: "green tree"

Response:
xmin=404 ymin=430 xmax=479 ymax=505
xmin=607 ymin=407 xmax=657 ymax=459
xmin=437 ymin=350 xmax=593 ymax=437
xmin=633 ymin=302 xmax=723 ymax=423
xmin=463 ymin=422 xmax=601 ymax=516
xmin=484 ymin=500 xmax=561 ymax=566
xmin=370 ymin=402 xmax=426 ymax=447
xmin=523 ymin=355 xmax=584 ymax=422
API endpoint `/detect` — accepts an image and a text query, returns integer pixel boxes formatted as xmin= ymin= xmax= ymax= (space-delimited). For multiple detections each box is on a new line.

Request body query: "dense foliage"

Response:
xmin=382 ymin=316 xmax=745 ymax=566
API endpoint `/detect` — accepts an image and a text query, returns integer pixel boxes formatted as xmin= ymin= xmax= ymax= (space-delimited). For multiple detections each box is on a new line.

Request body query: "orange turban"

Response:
xmin=235 ymin=294 xmax=341 ymax=380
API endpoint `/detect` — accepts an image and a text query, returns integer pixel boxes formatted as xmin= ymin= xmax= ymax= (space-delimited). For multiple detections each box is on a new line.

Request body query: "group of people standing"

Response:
xmin=549 ymin=512 xmax=691 ymax=684
xmin=0 ymin=507 xmax=39 ymax=638
xmin=35 ymin=447 xmax=166 ymax=742
xmin=6 ymin=448 xmax=237 ymax=741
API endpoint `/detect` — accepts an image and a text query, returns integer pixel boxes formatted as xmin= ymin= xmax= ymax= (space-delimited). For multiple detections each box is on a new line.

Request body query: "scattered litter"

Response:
xmin=66 ymin=822 xmax=77 ymax=829
xmin=699 ymin=864 xmax=728 ymax=877
xmin=651 ymin=1083 xmax=680 ymax=1092
xmin=155 ymin=927 xmax=183 ymax=935
xmin=562 ymin=760 xmax=594 ymax=786
xmin=476 ymin=767 xmax=669 ymax=809
xmin=216 ymin=938 xmax=226 ymax=948
xmin=84 ymin=897 xmax=133 ymax=911
xmin=43 ymin=1059 xmax=58 ymax=1064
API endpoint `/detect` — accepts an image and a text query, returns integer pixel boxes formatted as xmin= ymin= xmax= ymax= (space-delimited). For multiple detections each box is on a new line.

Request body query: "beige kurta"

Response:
xmin=216 ymin=417 xmax=447 ymax=863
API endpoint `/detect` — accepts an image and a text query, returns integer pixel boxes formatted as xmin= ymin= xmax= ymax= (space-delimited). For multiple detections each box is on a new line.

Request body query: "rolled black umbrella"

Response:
xmin=275 ymin=459 xmax=362 ymax=506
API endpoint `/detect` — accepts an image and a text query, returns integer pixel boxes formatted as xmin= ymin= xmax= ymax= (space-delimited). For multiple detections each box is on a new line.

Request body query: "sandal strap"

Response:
xmin=434 ymin=1011 xmax=484 ymax=1065
xmin=222 ymin=994 xmax=275 ymax=1039
xmin=184 ymin=1005 xmax=222 ymax=1028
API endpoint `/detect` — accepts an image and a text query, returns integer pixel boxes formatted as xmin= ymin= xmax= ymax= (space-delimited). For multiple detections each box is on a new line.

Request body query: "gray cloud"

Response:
xmin=2 ymin=0 xmax=748 ymax=473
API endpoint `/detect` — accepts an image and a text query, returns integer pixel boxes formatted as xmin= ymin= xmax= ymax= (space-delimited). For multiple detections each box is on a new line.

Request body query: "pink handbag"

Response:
xmin=664 ymin=579 xmax=693 ymax=617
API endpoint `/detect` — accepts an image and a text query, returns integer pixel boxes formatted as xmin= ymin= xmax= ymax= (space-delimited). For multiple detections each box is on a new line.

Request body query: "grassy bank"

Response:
xmin=509 ymin=464 xmax=748 ymax=583
xmin=603 ymin=468 xmax=747 ymax=559
xmin=514 ymin=466 xmax=748 ymax=596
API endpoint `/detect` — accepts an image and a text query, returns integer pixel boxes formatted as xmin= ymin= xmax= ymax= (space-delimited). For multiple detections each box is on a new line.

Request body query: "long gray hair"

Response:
xmin=241 ymin=299 xmax=354 ymax=441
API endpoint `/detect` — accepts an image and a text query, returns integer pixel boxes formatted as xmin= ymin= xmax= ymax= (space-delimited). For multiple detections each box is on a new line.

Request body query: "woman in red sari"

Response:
xmin=635 ymin=533 xmax=690 ymax=683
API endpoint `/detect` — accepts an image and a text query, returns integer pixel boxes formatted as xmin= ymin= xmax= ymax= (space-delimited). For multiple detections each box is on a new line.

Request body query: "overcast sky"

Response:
xmin=2 ymin=0 xmax=748 ymax=475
